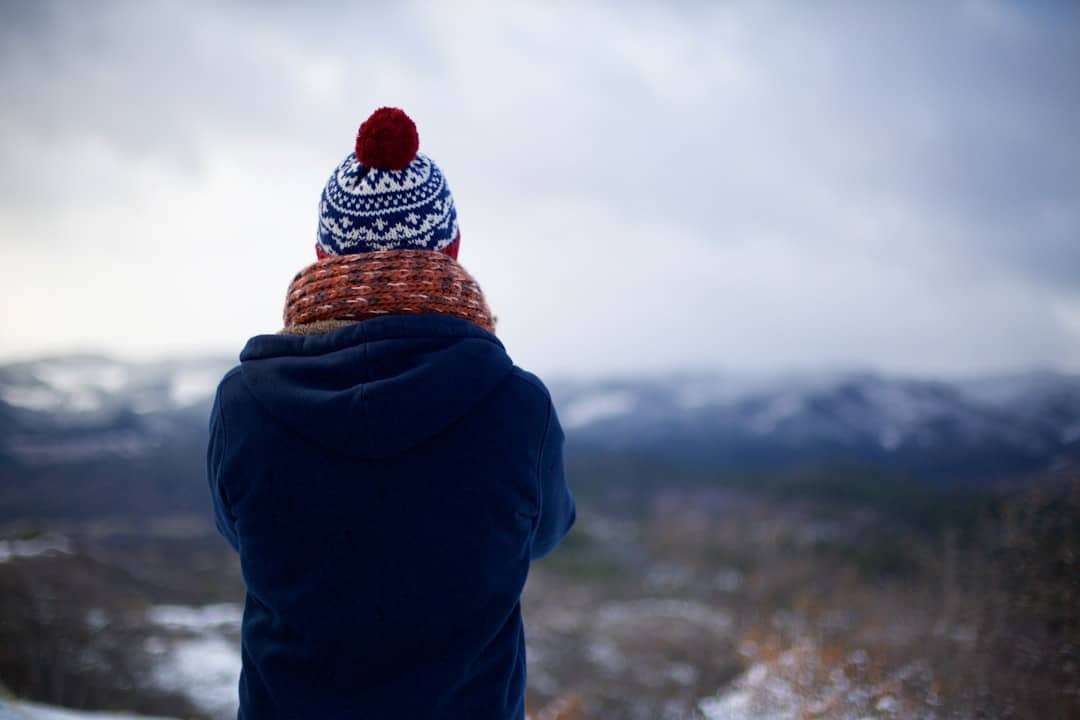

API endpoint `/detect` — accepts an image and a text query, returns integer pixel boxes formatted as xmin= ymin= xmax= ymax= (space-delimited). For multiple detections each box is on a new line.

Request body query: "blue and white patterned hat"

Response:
xmin=316 ymin=108 xmax=459 ymax=256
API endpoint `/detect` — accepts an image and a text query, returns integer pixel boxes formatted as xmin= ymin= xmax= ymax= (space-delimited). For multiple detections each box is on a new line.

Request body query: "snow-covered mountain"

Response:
xmin=550 ymin=370 xmax=1080 ymax=482
xmin=0 ymin=355 xmax=234 ymax=522
xmin=0 ymin=354 xmax=229 ymax=421
xmin=1 ymin=356 xmax=1077 ymax=522
xmin=0 ymin=355 xmax=224 ymax=416
xmin=0 ymin=355 xmax=232 ymax=465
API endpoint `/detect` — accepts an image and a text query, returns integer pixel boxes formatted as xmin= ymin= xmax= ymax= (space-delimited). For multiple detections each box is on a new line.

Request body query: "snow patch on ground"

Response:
xmin=147 ymin=635 xmax=239 ymax=719
xmin=146 ymin=603 xmax=242 ymax=632
xmin=0 ymin=699 xmax=176 ymax=720
xmin=141 ymin=603 xmax=242 ymax=720
xmin=698 ymin=641 xmax=941 ymax=720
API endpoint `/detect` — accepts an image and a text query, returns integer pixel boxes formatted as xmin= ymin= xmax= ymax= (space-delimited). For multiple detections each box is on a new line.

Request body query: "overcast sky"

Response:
xmin=1 ymin=0 xmax=1078 ymax=378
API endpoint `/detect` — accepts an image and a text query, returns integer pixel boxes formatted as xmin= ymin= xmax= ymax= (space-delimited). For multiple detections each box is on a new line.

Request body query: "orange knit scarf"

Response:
xmin=283 ymin=250 xmax=495 ymax=334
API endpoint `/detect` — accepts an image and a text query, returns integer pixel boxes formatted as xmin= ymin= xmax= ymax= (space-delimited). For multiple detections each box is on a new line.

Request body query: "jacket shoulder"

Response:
xmin=216 ymin=365 xmax=243 ymax=392
xmin=484 ymin=367 xmax=554 ymax=434
xmin=213 ymin=365 xmax=248 ymax=408
xmin=506 ymin=366 xmax=553 ymax=403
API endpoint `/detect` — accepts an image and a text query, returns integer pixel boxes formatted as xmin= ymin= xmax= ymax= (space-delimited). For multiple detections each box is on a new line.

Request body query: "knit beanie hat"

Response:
xmin=316 ymin=107 xmax=459 ymax=256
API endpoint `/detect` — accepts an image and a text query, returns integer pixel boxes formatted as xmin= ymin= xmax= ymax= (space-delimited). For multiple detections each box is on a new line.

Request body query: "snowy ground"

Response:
xmin=696 ymin=641 xmax=944 ymax=720
xmin=0 ymin=699 xmax=176 ymax=720
xmin=4 ymin=486 xmax=1025 ymax=720
xmin=140 ymin=604 xmax=241 ymax=720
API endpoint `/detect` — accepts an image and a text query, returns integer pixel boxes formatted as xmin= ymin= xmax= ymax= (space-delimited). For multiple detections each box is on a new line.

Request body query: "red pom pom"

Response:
xmin=355 ymin=107 xmax=419 ymax=170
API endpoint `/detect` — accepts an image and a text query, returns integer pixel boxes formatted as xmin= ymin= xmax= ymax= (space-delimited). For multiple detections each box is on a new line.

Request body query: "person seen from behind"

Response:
xmin=206 ymin=107 xmax=576 ymax=719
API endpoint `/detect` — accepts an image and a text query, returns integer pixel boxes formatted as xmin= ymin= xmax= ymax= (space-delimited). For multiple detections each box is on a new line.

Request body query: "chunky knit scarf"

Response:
xmin=282 ymin=250 xmax=495 ymax=335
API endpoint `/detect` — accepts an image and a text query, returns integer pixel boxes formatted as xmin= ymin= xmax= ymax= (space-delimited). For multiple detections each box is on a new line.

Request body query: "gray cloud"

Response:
xmin=0 ymin=0 xmax=1077 ymax=375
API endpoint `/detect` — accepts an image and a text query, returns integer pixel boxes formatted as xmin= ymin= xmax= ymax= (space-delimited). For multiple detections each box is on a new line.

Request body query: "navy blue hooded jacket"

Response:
xmin=206 ymin=314 xmax=575 ymax=719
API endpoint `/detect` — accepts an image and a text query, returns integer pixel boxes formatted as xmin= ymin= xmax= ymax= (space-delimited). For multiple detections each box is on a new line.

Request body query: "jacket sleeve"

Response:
xmin=207 ymin=386 xmax=240 ymax=552
xmin=531 ymin=399 xmax=576 ymax=560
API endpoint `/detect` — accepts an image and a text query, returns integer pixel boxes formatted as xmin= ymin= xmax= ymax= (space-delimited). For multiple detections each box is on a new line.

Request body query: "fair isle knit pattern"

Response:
xmin=283 ymin=250 xmax=494 ymax=334
xmin=317 ymin=152 xmax=459 ymax=255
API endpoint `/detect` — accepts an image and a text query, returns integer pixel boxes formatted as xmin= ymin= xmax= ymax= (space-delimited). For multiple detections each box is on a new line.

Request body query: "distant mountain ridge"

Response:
xmin=551 ymin=370 xmax=1080 ymax=483
xmin=0 ymin=355 xmax=230 ymax=466
xmin=0 ymin=356 xmax=1078 ymax=523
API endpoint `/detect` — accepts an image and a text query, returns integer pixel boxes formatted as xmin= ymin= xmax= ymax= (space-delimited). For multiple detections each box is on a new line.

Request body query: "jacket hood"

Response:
xmin=238 ymin=315 xmax=514 ymax=459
